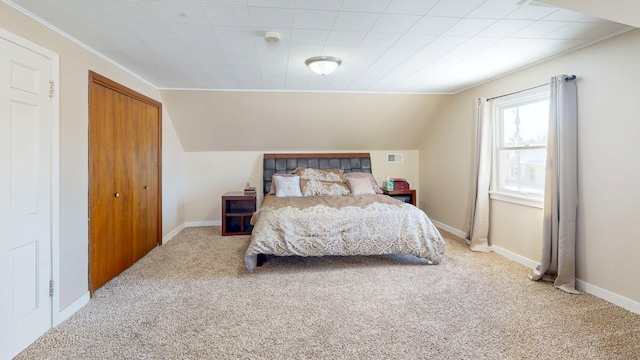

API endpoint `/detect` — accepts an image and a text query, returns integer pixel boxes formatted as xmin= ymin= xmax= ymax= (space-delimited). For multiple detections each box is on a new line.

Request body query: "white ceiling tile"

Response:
xmin=466 ymin=0 xmax=521 ymax=19
xmin=248 ymin=0 xmax=295 ymax=8
xmin=104 ymin=0 xmax=164 ymax=22
xmin=505 ymin=5 xmax=558 ymax=20
xmin=197 ymin=0 xmax=248 ymax=5
xmin=326 ymin=31 xmax=367 ymax=46
xmin=212 ymin=26 xmax=255 ymax=42
xmin=384 ymin=0 xmax=438 ymax=16
xmin=145 ymin=38 xmax=191 ymax=55
xmin=291 ymin=29 xmax=330 ymax=45
xmin=424 ymin=36 xmax=469 ymax=50
xmin=341 ymin=0 xmax=391 ymax=13
xmin=444 ymin=19 xmax=496 ymax=37
xmin=230 ymin=59 xmax=261 ymax=73
xmin=294 ymin=0 xmax=343 ymax=11
xmin=483 ymin=38 xmax=533 ymax=53
xmin=201 ymin=4 xmax=251 ymax=26
xmin=260 ymin=60 xmax=288 ymax=74
xmin=153 ymin=2 xmax=209 ymax=24
xmin=333 ymin=11 xmax=380 ymax=31
xmin=256 ymin=42 xmax=290 ymax=58
xmin=220 ymin=42 xmax=258 ymax=58
xmin=359 ymin=32 xmax=402 ymax=48
xmin=511 ymin=21 xmax=570 ymax=38
xmin=249 ymin=7 xmax=295 ymax=28
xmin=285 ymin=75 xmax=311 ymax=90
xmin=408 ymin=16 xmax=458 ymax=35
xmin=393 ymin=33 xmax=436 ymax=49
xmin=348 ymin=76 xmax=379 ymax=91
xmin=128 ymin=21 xmax=179 ymax=40
xmin=426 ymin=0 xmax=485 ymax=17
xmin=544 ymin=8 xmax=589 ymax=22
xmin=171 ymin=23 xmax=217 ymax=39
xmin=321 ymin=46 xmax=355 ymax=58
xmin=293 ymin=10 xmax=338 ymax=30
xmin=262 ymin=73 xmax=287 ymax=89
xmin=370 ymin=14 xmax=421 ymax=33
xmin=289 ymin=44 xmax=321 ymax=57
xmin=457 ymin=37 xmax=501 ymax=51
xmin=477 ymin=19 xmax=534 ymax=38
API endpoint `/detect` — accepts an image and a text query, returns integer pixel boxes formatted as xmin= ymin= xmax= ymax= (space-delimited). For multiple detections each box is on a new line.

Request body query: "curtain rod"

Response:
xmin=486 ymin=75 xmax=576 ymax=102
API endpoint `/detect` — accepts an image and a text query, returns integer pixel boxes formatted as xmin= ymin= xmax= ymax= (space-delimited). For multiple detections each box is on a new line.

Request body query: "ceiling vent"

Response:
xmin=264 ymin=32 xmax=280 ymax=43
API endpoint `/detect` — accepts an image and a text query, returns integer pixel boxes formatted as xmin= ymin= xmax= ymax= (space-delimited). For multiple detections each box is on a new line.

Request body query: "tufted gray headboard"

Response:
xmin=263 ymin=153 xmax=372 ymax=195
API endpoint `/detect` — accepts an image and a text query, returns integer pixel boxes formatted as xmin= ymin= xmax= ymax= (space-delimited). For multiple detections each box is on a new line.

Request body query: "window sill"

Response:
xmin=489 ymin=192 xmax=543 ymax=209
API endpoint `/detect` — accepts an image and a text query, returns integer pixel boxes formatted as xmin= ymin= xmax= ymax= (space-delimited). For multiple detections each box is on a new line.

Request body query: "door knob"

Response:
xmin=144 ymin=185 xmax=150 ymax=190
xmin=115 ymin=192 xmax=120 ymax=198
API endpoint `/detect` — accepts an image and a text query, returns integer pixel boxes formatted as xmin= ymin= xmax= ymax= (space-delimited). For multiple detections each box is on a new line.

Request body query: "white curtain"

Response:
xmin=467 ymin=98 xmax=492 ymax=252
xmin=531 ymin=75 xmax=581 ymax=294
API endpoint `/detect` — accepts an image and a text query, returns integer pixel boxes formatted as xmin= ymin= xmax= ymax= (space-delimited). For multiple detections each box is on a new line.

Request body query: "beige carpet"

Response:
xmin=16 ymin=227 xmax=640 ymax=359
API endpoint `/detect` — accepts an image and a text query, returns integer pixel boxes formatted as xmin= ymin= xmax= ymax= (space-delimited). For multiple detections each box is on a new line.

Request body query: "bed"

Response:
xmin=244 ymin=153 xmax=445 ymax=272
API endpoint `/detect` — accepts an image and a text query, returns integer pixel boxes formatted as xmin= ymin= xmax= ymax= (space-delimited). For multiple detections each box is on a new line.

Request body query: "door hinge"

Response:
xmin=49 ymin=80 xmax=55 ymax=98
xmin=49 ymin=279 xmax=54 ymax=297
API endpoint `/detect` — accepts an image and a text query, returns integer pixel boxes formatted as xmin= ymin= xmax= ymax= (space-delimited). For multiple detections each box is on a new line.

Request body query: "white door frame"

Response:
xmin=0 ymin=26 xmax=60 ymax=327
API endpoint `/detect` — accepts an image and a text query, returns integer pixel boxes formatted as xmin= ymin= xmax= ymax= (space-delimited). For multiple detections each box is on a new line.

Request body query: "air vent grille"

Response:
xmin=387 ymin=153 xmax=403 ymax=163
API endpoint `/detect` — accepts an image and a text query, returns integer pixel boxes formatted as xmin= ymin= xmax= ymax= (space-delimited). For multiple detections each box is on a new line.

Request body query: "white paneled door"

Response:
xmin=0 ymin=36 xmax=53 ymax=359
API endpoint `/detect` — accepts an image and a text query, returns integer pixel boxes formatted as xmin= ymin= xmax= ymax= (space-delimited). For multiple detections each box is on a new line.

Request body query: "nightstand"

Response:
xmin=382 ymin=189 xmax=416 ymax=206
xmin=221 ymin=192 xmax=256 ymax=236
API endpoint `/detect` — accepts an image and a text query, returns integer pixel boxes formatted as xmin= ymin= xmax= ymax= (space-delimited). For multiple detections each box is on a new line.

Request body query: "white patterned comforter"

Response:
xmin=245 ymin=194 xmax=445 ymax=272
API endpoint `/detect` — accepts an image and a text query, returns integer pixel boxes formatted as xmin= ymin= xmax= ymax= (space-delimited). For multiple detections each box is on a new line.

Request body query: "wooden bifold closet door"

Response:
xmin=89 ymin=72 xmax=162 ymax=293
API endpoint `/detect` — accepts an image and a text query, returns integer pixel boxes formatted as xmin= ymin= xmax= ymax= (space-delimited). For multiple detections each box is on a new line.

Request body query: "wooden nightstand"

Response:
xmin=382 ymin=189 xmax=416 ymax=206
xmin=221 ymin=192 xmax=256 ymax=236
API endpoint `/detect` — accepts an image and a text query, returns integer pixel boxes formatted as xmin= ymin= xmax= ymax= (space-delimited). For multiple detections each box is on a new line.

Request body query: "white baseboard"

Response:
xmin=162 ymin=223 xmax=185 ymax=244
xmin=576 ymin=279 xmax=640 ymax=315
xmin=492 ymin=244 xmax=539 ymax=270
xmin=430 ymin=219 xmax=467 ymax=239
xmin=432 ymin=220 xmax=640 ymax=315
xmin=56 ymin=291 xmax=90 ymax=325
xmin=185 ymin=220 xmax=220 ymax=227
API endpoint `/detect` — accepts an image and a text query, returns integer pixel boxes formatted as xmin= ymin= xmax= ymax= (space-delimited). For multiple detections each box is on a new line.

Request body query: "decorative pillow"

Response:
xmin=268 ymin=174 xmax=296 ymax=195
xmin=347 ymin=177 xmax=377 ymax=195
xmin=300 ymin=179 xmax=351 ymax=196
xmin=293 ymin=167 xmax=345 ymax=182
xmin=274 ymin=175 xmax=303 ymax=197
xmin=344 ymin=172 xmax=383 ymax=194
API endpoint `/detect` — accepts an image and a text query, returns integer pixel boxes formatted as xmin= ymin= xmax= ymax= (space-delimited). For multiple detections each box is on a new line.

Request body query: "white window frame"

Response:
xmin=489 ymin=86 xmax=549 ymax=208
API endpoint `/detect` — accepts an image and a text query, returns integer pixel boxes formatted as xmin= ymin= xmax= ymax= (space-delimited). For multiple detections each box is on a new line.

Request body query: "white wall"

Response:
xmin=184 ymin=150 xmax=419 ymax=224
xmin=0 ymin=3 xmax=185 ymax=311
xmin=420 ymin=29 xmax=640 ymax=305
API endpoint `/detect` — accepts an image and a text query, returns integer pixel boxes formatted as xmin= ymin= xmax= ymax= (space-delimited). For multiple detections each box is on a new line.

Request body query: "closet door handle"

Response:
xmin=144 ymin=185 xmax=150 ymax=190
xmin=114 ymin=192 xmax=120 ymax=198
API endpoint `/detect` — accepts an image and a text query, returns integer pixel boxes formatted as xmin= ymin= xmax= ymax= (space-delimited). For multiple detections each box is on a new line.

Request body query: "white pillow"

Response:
xmin=274 ymin=175 xmax=303 ymax=197
xmin=347 ymin=177 xmax=376 ymax=195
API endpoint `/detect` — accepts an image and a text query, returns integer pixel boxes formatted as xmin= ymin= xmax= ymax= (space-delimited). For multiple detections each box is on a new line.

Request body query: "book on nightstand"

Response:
xmin=244 ymin=186 xmax=256 ymax=195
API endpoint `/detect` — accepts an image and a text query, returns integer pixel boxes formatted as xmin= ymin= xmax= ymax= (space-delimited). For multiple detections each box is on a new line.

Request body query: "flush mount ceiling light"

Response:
xmin=305 ymin=56 xmax=342 ymax=75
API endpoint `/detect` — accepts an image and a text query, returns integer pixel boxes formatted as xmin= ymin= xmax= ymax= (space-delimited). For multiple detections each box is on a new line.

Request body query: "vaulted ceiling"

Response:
xmin=5 ymin=0 xmax=633 ymax=93
xmin=4 ymin=0 xmax=637 ymax=152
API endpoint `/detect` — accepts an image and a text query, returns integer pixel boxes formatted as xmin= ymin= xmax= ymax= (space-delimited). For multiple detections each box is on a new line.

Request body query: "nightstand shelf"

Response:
xmin=382 ymin=189 xmax=416 ymax=206
xmin=222 ymin=192 xmax=256 ymax=236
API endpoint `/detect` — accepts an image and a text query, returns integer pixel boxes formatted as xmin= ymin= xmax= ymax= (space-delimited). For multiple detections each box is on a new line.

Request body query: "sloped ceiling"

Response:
xmin=5 ymin=0 xmax=636 ymax=152
xmin=541 ymin=0 xmax=640 ymax=28
xmin=161 ymin=90 xmax=448 ymax=151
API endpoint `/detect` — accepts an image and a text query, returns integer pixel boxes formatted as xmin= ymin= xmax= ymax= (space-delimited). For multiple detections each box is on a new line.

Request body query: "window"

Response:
xmin=490 ymin=87 xmax=549 ymax=207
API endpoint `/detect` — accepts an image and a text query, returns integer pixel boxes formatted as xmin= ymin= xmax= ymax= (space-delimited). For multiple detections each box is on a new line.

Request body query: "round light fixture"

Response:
xmin=305 ymin=56 xmax=342 ymax=75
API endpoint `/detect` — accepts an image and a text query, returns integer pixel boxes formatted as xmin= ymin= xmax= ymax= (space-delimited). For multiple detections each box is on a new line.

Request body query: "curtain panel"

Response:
xmin=531 ymin=75 xmax=581 ymax=294
xmin=467 ymin=98 xmax=492 ymax=253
